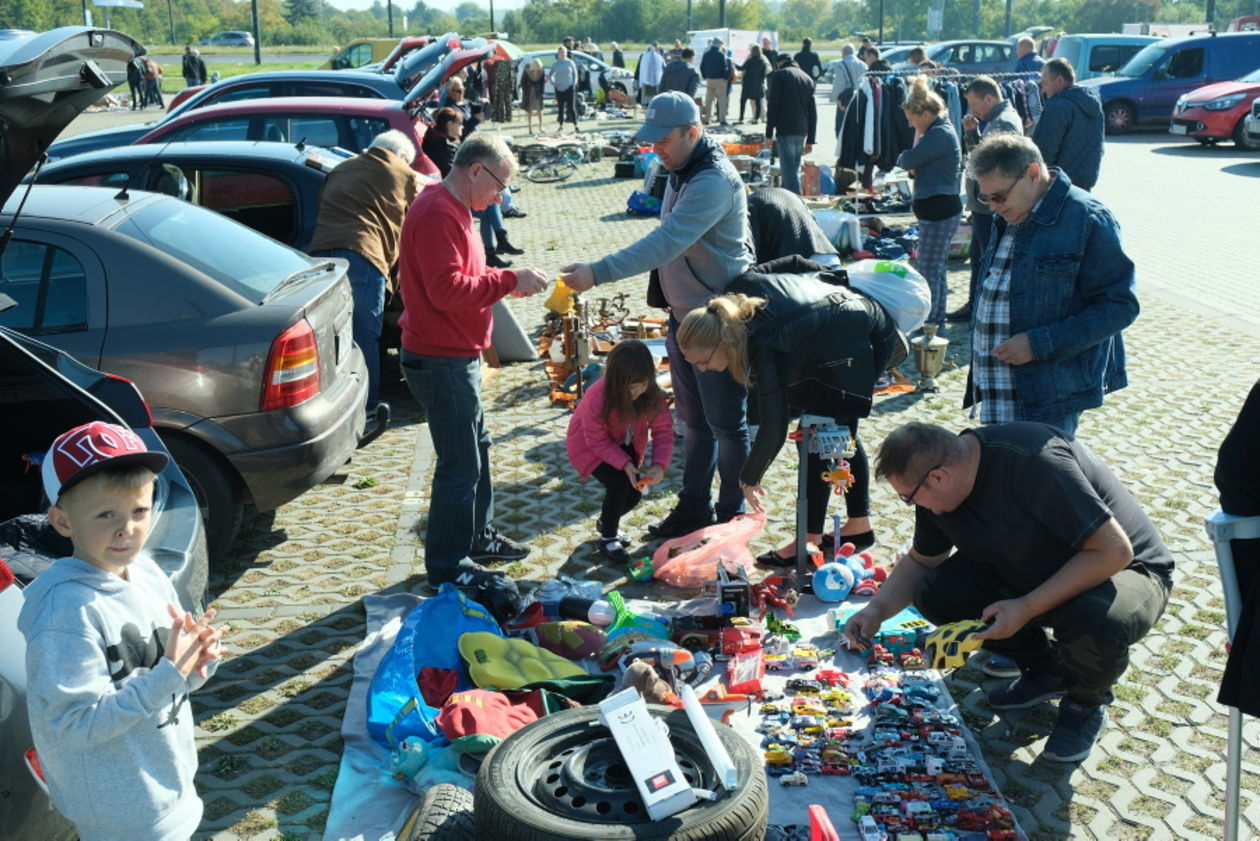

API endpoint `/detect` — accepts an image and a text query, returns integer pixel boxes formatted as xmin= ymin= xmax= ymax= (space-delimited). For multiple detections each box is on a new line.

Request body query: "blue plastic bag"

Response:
xmin=366 ymin=584 xmax=502 ymax=748
xmin=627 ymin=190 xmax=661 ymax=216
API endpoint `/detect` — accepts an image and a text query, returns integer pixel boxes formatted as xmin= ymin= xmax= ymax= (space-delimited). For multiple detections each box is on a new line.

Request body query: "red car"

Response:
xmin=1170 ymin=66 xmax=1260 ymax=149
xmin=134 ymin=97 xmax=441 ymax=175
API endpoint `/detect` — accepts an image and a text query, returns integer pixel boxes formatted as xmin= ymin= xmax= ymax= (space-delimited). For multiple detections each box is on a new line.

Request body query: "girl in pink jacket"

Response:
xmin=566 ymin=340 xmax=674 ymax=562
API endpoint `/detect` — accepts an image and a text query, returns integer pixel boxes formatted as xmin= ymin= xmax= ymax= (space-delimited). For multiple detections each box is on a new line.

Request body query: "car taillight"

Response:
xmin=24 ymin=748 xmax=50 ymax=794
xmin=0 ymin=558 xmax=13 ymax=592
xmin=103 ymin=373 xmax=155 ymax=425
xmin=261 ymin=320 xmax=320 ymax=411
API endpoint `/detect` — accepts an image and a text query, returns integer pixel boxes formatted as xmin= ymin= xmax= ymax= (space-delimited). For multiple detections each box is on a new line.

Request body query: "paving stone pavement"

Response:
xmin=192 ymin=113 xmax=1259 ymax=841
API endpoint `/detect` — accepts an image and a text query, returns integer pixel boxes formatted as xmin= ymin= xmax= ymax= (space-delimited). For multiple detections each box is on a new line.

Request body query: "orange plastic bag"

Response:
xmin=651 ymin=512 xmax=766 ymax=588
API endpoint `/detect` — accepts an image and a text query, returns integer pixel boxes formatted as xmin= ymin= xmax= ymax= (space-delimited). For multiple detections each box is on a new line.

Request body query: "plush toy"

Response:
xmin=621 ymin=658 xmax=679 ymax=705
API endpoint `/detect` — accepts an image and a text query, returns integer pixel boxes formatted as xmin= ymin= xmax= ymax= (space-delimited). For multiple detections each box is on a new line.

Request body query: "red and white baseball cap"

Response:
xmin=42 ymin=421 xmax=168 ymax=504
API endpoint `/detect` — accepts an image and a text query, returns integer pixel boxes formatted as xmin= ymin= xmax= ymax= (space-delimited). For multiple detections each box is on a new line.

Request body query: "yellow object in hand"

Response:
xmin=544 ymin=279 xmax=576 ymax=314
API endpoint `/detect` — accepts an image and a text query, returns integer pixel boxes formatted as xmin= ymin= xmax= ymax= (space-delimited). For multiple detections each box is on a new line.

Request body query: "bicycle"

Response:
xmin=524 ymin=141 xmax=602 ymax=183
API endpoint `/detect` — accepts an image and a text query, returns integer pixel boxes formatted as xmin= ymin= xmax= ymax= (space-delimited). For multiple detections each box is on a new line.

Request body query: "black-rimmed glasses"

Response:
xmin=899 ymin=462 xmax=942 ymax=505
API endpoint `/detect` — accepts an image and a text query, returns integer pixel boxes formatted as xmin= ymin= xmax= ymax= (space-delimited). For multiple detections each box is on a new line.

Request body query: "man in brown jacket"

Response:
xmin=308 ymin=129 xmax=425 ymax=414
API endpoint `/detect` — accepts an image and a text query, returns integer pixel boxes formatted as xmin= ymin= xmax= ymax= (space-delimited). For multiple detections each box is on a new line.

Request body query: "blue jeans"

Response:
xmin=775 ymin=135 xmax=806 ymax=195
xmin=473 ymin=203 xmax=505 ymax=253
xmin=311 ymin=249 xmax=386 ymax=409
xmin=666 ymin=312 xmax=749 ymax=521
xmin=399 ymin=351 xmax=494 ymax=573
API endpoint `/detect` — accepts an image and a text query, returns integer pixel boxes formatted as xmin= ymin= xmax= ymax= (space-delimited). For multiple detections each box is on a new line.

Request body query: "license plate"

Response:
xmin=1170 ymin=124 xmax=1188 ymax=135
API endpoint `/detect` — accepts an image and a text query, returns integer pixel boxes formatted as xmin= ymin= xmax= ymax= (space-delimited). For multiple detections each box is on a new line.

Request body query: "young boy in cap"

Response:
xmin=17 ymin=421 xmax=221 ymax=841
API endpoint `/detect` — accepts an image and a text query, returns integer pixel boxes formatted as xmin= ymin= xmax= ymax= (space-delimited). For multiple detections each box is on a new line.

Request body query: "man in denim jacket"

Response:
xmin=965 ymin=133 xmax=1137 ymax=436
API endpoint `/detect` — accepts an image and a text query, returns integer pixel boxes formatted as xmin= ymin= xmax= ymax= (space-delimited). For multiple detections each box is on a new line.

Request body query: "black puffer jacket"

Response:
xmin=725 ymin=270 xmax=903 ymax=485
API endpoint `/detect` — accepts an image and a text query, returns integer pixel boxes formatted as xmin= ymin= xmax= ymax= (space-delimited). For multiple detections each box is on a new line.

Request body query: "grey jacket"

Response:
xmin=897 ymin=116 xmax=961 ymax=201
xmin=593 ymin=137 xmax=753 ymax=311
xmin=18 ymin=555 xmax=214 ymax=841
xmin=964 ymin=100 xmax=1025 ymax=214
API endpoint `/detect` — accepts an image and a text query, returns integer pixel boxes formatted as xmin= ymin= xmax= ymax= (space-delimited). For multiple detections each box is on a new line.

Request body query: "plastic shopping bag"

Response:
xmin=812 ymin=209 xmax=862 ymax=253
xmin=366 ymin=584 xmax=503 ymax=748
xmin=846 ymin=258 xmax=931 ymax=334
xmin=651 ymin=512 xmax=766 ymax=588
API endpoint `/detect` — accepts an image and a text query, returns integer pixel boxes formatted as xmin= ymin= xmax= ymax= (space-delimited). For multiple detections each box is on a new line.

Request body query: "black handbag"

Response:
xmin=646 ymin=268 xmax=668 ymax=309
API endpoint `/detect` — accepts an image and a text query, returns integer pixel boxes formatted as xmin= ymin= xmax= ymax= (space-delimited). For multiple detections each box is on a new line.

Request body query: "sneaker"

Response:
xmin=469 ymin=531 xmax=531 ymax=562
xmin=428 ymin=560 xmax=526 ymax=623
xmin=599 ymin=537 xmax=631 ymax=564
xmin=1042 ymin=700 xmax=1108 ymax=762
xmin=987 ymin=672 xmax=1068 ymax=710
xmin=503 ymin=207 xmax=528 ymax=218
xmin=647 ymin=507 xmax=714 ymax=538
xmin=982 ymin=652 xmax=1021 ymax=678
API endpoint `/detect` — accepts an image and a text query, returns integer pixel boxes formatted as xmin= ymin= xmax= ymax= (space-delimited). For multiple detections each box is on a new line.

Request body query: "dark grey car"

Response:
xmin=2 ymin=27 xmax=369 ymax=559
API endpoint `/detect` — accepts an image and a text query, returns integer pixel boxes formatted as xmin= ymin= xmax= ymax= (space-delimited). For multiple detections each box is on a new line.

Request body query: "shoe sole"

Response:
xmin=982 ymin=662 xmax=1022 ymax=679
xmin=988 ymin=687 xmax=1067 ymax=710
xmin=469 ymin=550 xmax=531 ymax=562
xmin=1042 ymin=709 xmax=1108 ymax=762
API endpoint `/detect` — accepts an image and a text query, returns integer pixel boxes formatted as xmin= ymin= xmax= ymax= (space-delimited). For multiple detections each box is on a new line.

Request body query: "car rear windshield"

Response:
xmin=113 ymin=201 xmax=315 ymax=302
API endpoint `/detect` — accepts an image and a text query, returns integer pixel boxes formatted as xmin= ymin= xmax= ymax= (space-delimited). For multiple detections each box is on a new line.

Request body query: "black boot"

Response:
xmin=495 ymin=229 xmax=525 ymax=255
xmin=486 ymin=249 xmax=513 ymax=268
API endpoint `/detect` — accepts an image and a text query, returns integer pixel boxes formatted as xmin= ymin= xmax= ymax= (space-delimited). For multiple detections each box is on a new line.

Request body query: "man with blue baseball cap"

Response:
xmin=560 ymin=92 xmax=754 ymax=539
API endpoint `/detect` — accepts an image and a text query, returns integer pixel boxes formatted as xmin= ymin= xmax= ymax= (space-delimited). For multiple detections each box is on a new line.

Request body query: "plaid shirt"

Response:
xmin=971 ymin=227 xmax=1017 ymax=423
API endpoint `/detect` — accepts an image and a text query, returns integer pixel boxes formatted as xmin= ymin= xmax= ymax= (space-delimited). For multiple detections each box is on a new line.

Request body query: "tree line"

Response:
xmin=0 ymin=0 xmax=1250 ymax=48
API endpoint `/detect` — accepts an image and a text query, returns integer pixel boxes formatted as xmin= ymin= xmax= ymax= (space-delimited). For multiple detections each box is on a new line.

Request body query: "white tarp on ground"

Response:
xmin=325 ymin=592 xmax=1027 ymax=839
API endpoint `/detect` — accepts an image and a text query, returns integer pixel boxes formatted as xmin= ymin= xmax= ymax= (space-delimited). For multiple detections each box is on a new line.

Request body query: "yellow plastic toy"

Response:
xmin=820 ymin=462 xmax=854 ymax=494
xmin=457 ymin=631 xmax=587 ymax=689
xmin=923 ymin=619 xmax=988 ymax=671
xmin=544 ymin=279 xmax=576 ymax=314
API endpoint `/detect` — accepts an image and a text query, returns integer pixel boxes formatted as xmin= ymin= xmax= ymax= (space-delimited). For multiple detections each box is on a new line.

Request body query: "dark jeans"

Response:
xmin=914 ymin=553 xmax=1170 ymax=706
xmin=400 ymin=350 xmax=494 ymax=574
xmin=128 ymin=80 xmax=143 ymax=107
xmin=805 ymin=419 xmax=869 ymax=533
xmin=473 ymin=203 xmax=506 ymax=253
xmin=591 ymin=443 xmax=642 ymax=537
xmin=665 ymin=311 xmax=749 ymax=521
xmin=145 ymin=79 xmax=164 ymax=108
xmin=739 ymin=94 xmax=763 ymax=121
xmin=966 ymin=211 xmax=996 ymax=309
xmin=556 ymin=88 xmax=578 ymax=126
xmin=311 ymin=249 xmax=386 ymax=409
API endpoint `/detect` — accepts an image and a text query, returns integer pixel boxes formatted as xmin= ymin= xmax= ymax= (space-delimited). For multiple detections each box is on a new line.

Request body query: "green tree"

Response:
xmin=286 ymin=0 xmax=320 ymax=25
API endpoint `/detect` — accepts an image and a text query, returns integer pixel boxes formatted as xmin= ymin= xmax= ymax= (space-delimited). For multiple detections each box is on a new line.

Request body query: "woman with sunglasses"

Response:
xmin=897 ymin=75 xmax=963 ymax=330
xmin=675 ymin=269 xmax=906 ymax=566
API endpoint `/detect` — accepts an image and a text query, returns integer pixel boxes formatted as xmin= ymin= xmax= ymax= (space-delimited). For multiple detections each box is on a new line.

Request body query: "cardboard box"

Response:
xmin=597 ymin=689 xmax=698 ymax=820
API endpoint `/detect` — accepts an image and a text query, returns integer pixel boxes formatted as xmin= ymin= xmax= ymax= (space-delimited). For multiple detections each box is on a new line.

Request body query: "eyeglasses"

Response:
xmin=898 ymin=462 xmax=941 ymax=505
xmin=978 ymin=169 xmax=1025 ymax=205
xmin=691 ymin=345 xmax=719 ymax=370
xmin=478 ymin=163 xmax=510 ymax=191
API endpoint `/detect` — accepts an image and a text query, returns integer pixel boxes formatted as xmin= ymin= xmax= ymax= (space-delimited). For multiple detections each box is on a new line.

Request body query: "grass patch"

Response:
xmin=1113 ymin=683 xmax=1149 ymax=703
xmin=1178 ymin=623 xmax=1213 ymax=640
xmin=276 ymin=790 xmax=317 ymax=815
xmin=1156 ymin=699 xmax=1194 ymax=719
xmin=1098 ymin=756 xmax=1140 ymax=777
xmin=242 ymin=773 xmax=284 ymax=799
xmin=1139 ymin=717 xmax=1172 ymax=738
xmin=1173 ymin=752 xmax=1212 ymax=774
xmin=279 ymin=679 xmax=313 ymax=698
xmin=353 ymin=476 xmax=379 ymax=489
xmin=1129 ymin=794 xmax=1173 ymax=819
xmin=201 ymin=712 xmax=238 ymax=732
xmin=202 ymin=797 xmax=238 ymax=822
xmin=229 ymin=810 xmax=278 ymax=836
xmin=236 ymin=695 xmax=277 ymax=716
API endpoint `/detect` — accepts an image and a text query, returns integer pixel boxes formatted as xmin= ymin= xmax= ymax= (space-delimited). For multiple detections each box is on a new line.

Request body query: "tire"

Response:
xmin=527 ymin=158 xmax=577 ymax=183
xmin=160 ymin=434 xmax=243 ymax=562
xmin=474 ymin=704 xmax=768 ymax=841
xmin=1104 ymin=102 xmax=1135 ymax=134
xmin=1233 ymin=116 xmax=1260 ymax=150
xmin=398 ymin=783 xmax=475 ymax=841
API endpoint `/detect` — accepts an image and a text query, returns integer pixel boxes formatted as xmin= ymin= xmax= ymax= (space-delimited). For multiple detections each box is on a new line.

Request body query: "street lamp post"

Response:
xmin=167 ymin=0 xmax=176 ymax=45
xmin=387 ymin=2 xmax=394 ymax=37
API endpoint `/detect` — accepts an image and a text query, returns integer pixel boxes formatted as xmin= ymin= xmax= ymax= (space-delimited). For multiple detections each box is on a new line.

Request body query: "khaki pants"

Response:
xmin=703 ymin=79 xmax=728 ymax=124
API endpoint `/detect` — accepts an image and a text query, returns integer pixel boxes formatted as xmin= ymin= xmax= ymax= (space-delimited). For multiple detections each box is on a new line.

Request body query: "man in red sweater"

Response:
xmin=398 ymin=133 xmax=548 ymax=612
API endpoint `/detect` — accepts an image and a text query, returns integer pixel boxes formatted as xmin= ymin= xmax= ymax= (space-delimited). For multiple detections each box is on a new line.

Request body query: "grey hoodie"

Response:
xmin=592 ymin=136 xmax=753 ymax=311
xmin=17 ymin=555 xmax=211 ymax=841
